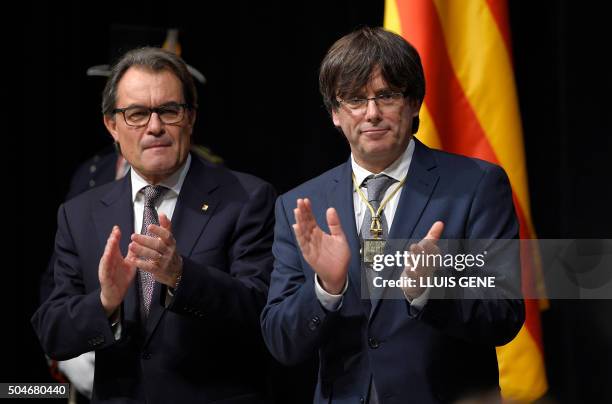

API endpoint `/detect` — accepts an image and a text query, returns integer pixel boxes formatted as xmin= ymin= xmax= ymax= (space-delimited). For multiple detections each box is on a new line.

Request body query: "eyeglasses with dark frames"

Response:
xmin=112 ymin=103 xmax=191 ymax=127
xmin=337 ymin=92 xmax=406 ymax=114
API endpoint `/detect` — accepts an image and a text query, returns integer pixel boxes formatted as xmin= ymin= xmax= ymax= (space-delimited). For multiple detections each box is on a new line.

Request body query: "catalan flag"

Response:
xmin=384 ymin=0 xmax=548 ymax=401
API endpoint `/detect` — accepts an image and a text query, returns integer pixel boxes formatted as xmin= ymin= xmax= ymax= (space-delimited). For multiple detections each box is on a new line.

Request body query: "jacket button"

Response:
xmin=359 ymin=397 xmax=365 ymax=403
xmin=368 ymin=337 xmax=379 ymax=349
xmin=308 ymin=316 xmax=321 ymax=331
xmin=142 ymin=352 xmax=151 ymax=360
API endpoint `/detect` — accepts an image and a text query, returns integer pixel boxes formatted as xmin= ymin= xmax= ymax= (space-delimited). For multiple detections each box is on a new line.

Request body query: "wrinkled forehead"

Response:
xmin=117 ymin=67 xmax=184 ymax=105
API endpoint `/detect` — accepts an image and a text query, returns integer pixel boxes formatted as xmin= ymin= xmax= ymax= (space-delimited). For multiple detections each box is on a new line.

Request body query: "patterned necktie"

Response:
xmin=359 ymin=174 xmax=397 ymax=304
xmin=359 ymin=174 xmax=397 ymax=242
xmin=139 ymin=185 xmax=167 ymax=317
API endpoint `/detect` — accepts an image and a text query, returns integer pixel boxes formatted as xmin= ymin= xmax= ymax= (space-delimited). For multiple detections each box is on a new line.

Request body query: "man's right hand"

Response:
xmin=98 ymin=226 xmax=137 ymax=317
xmin=293 ymin=198 xmax=350 ymax=294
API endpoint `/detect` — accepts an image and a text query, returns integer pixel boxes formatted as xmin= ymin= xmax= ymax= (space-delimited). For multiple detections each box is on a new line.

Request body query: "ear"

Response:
xmin=409 ymin=98 xmax=422 ymax=117
xmin=103 ymin=114 xmax=120 ymax=142
xmin=187 ymin=109 xmax=197 ymax=136
xmin=408 ymin=98 xmax=423 ymax=134
xmin=331 ymin=108 xmax=340 ymax=127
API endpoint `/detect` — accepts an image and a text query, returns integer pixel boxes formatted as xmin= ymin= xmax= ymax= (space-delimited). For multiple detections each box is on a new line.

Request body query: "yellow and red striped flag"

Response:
xmin=385 ymin=0 xmax=547 ymax=401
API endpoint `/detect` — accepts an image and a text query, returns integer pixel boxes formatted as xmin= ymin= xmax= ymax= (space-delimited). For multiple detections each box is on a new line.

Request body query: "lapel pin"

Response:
xmin=201 ymin=203 xmax=209 ymax=212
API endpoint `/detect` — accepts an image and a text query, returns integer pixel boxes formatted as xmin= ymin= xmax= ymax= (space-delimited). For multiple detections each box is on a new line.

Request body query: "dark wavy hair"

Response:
xmin=319 ymin=27 xmax=425 ymax=133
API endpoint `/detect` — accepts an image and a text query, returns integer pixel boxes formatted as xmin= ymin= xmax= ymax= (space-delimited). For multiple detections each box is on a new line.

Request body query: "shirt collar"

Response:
xmin=351 ymin=137 xmax=414 ymax=187
xmin=130 ymin=153 xmax=192 ymax=202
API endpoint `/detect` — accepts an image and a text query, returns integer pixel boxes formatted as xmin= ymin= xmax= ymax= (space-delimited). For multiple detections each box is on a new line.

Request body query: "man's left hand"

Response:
xmin=128 ymin=213 xmax=183 ymax=287
xmin=401 ymin=221 xmax=444 ymax=300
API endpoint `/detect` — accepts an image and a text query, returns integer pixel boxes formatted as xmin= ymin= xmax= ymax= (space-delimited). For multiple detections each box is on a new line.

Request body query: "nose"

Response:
xmin=364 ymin=98 xmax=382 ymax=123
xmin=145 ymin=112 xmax=164 ymax=136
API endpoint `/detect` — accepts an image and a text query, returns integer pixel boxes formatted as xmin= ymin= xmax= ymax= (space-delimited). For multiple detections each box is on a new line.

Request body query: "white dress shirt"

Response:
xmin=111 ymin=154 xmax=192 ymax=340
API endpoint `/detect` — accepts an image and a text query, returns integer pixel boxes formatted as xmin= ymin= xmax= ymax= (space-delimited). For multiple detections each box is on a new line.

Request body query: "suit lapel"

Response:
xmin=144 ymin=157 xmax=221 ymax=345
xmin=92 ymin=176 xmax=140 ymax=330
xmin=388 ymin=138 xmax=439 ymax=240
xmin=370 ymin=139 xmax=439 ymax=316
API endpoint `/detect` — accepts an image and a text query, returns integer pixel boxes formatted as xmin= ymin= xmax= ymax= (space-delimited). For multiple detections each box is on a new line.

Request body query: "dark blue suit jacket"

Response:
xmin=261 ymin=139 xmax=525 ymax=404
xmin=33 ymin=155 xmax=276 ymax=403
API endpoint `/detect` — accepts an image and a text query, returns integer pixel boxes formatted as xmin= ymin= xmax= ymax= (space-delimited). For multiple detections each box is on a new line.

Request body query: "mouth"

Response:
xmin=360 ymin=128 xmax=389 ymax=137
xmin=143 ymin=143 xmax=172 ymax=150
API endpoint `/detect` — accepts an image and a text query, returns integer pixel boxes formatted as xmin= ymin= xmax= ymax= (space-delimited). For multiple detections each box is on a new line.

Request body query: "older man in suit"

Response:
xmin=261 ymin=27 xmax=524 ymax=404
xmin=33 ymin=47 xmax=276 ymax=403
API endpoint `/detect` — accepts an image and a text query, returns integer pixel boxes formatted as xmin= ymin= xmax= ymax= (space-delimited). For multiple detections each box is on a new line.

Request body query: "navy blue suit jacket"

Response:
xmin=261 ymin=139 xmax=525 ymax=404
xmin=33 ymin=155 xmax=276 ymax=403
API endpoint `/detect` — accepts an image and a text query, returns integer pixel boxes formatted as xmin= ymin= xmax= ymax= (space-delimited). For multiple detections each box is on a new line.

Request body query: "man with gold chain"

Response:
xmin=261 ymin=27 xmax=524 ymax=403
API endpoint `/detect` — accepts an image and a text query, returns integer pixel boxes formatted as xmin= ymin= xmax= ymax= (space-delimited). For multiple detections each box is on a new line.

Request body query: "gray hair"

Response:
xmin=101 ymin=47 xmax=198 ymax=116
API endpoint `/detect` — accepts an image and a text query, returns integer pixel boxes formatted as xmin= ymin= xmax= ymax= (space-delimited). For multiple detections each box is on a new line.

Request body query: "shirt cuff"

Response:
xmin=109 ymin=308 xmax=122 ymax=341
xmin=404 ymin=286 xmax=431 ymax=315
xmin=314 ymin=274 xmax=348 ymax=312
xmin=164 ymin=287 xmax=175 ymax=308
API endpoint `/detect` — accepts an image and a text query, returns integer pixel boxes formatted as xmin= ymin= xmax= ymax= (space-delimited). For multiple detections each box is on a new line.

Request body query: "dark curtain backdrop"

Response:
xmin=13 ymin=1 xmax=612 ymax=402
